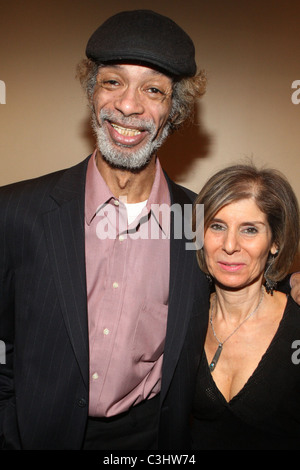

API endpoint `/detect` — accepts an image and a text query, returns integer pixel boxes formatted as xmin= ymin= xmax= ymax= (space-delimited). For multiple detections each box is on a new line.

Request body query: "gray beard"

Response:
xmin=91 ymin=109 xmax=171 ymax=171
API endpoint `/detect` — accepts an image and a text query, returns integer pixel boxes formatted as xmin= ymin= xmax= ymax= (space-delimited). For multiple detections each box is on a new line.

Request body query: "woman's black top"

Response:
xmin=191 ymin=296 xmax=300 ymax=450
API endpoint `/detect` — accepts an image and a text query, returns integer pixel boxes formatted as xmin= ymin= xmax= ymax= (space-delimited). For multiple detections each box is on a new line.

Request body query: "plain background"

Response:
xmin=1 ymin=0 xmax=299 ymax=267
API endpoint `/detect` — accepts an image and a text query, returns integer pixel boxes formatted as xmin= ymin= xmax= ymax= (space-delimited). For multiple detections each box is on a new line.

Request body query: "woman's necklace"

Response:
xmin=209 ymin=286 xmax=264 ymax=372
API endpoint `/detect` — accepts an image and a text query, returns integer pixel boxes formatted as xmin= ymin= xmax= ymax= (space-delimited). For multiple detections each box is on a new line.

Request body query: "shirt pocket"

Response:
xmin=132 ymin=302 xmax=168 ymax=363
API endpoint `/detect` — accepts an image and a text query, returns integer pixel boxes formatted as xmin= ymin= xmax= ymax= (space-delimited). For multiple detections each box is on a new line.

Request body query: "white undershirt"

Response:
xmin=124 ymin=200 xmax=148 ymax=225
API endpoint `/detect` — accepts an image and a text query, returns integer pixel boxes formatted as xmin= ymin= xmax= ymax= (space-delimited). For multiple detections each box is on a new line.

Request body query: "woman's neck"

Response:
xmin=213 ymin=283 xmax=265 ymax=326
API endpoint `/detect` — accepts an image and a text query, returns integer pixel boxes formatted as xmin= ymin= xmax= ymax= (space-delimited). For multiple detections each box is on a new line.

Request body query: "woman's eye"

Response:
xmin=242 ymin=226 xmax=258 ymax=235
xmin=210 ymin=223 xmax=225 ymax=231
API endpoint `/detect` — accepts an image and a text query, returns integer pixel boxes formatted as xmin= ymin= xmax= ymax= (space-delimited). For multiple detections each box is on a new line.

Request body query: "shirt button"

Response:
xmin=92 ymin=372 xmax=99 ymax=380
xmin=113 ymin=282 xmax=119 ymax=288
xmin=119 ymin=235 xmax=125 ymax=241
xmin=114 ymin=200 xmax=119 ymax=206
xmin=103 ymin=328 xmax=110 ymax=335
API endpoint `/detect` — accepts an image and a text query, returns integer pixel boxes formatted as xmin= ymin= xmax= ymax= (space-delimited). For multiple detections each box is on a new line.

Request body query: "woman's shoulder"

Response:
xmin=278 ymin=293 xmax=300 ymax=335
xmin=285 ymin=294 xmax=300 ymax=316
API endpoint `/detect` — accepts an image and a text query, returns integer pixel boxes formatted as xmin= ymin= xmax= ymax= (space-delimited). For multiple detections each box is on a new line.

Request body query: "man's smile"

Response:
xmin=105 ymin=119 xmax=151 ymax=147
xmin=110 ymin=123 xmax=142 ymax=137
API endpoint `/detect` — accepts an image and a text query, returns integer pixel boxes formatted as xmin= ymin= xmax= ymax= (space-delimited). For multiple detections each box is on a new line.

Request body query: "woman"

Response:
xmin=191 ymin=163 xmax=300 ymax=450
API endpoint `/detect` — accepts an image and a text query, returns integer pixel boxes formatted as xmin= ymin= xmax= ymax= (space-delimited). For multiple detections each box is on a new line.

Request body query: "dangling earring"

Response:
xmin=205 ymin=273 xmax=213 ymax=287
xmin=264 ymin=250 xmax=278 ymax=295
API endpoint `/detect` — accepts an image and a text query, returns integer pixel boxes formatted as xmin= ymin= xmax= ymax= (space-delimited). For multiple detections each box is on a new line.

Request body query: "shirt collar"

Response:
xmin=85 ymin=150 xmax=170 ymax=226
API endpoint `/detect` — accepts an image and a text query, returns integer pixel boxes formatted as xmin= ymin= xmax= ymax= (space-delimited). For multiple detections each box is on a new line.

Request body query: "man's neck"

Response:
xmin=95 ymin=150 xmax=156 ymax=203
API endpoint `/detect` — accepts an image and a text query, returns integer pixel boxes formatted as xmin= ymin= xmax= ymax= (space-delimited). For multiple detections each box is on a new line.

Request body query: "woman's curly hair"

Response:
xmin=75 ymin=58 xmax=206 ymax=131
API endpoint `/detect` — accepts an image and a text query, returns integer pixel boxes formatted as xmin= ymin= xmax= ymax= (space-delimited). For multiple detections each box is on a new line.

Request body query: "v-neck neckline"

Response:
xmin=203 ymin=295 xmax=290 ymax=406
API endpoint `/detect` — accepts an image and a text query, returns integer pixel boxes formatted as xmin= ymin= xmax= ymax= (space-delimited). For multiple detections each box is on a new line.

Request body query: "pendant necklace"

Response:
xmin=209 ymin=286 xmax=264 ymax=372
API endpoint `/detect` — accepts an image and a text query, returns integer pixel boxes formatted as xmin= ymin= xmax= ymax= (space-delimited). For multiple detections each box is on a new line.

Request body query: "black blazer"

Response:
xmin=0 ymin=156 xmax=209 ymax=449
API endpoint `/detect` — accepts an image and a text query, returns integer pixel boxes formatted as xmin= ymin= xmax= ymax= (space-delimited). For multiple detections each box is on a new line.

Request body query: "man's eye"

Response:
xmin=99 ymin=79 xmax=120 ymax=88
xmin=145 ymin=87 xmax=167 ymax=99
xmin=105 ymin=80 xmax=120 ymax=86
xmin=148 ymin=87 xmax=162 ymax=94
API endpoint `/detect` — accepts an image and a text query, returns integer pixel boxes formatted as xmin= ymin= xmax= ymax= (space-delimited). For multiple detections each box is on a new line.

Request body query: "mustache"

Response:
xmin=98 ymin=109 xmax=156 ymax=133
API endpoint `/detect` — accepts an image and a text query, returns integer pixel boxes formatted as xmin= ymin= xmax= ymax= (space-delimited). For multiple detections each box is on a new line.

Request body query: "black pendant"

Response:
xmin=209 ymin=344 xmax=223 ymax=372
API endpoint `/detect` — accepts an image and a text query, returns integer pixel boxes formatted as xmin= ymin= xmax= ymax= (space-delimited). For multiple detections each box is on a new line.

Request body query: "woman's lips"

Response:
xmin=217 ymin=261 xmax=246 ymax=272
xmin=107 ymin=121 xmax=147 ymax=146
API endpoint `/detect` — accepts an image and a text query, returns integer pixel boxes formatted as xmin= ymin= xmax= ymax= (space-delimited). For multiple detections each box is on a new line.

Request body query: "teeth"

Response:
xmin=111 ymin=123 xmax=141 ymax=137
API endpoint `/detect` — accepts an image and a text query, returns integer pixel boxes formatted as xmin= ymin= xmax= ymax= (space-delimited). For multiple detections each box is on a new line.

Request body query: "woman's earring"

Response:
xmin=264 ymin=251 xmax=278 ymax=295
xmin=205 ymin=273 xmax=213 ymax=287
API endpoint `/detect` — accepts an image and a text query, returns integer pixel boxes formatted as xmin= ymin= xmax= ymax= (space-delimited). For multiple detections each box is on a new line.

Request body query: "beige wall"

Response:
xmin=1 ymin=0 xmax=300 ymax=266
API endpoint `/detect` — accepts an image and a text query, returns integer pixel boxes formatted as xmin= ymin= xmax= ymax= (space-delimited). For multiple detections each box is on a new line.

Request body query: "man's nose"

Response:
xmin=114 ymin=86 xmax=145 ymax=116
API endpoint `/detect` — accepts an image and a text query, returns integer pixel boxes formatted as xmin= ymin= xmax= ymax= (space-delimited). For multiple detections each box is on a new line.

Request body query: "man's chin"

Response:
xmin=95 ymin=132 xmax=156 ymax=171
xmin=101 ymin=152 xmax=151 ymax=173
xmin=100 ymin=147 xmax=153 ymax=172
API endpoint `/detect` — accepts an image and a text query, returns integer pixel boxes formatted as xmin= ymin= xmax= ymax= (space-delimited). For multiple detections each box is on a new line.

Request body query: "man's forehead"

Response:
xmin=97 ymin=63 xmax=173 ymax=80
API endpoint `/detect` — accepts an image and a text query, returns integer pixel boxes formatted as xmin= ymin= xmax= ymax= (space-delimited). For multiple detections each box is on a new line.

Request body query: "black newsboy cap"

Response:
xmin=85 ymin=10 xmax=197 ymax=77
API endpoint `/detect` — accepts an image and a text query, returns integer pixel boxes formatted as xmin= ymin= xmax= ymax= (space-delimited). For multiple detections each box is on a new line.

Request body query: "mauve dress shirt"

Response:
xmin=85 ymin=151 xmax=170 ymax=417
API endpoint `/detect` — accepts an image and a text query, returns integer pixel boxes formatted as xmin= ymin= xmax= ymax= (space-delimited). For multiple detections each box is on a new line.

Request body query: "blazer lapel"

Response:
xmin=43 ymin=157 xmax=90 ymax=387
xmin=160 ymin=177 xmax=200 ymax=401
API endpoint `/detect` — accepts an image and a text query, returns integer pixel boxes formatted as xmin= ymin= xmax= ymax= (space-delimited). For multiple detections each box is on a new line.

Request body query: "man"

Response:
xmin=0 ymin=10 xmax=299 ymax=450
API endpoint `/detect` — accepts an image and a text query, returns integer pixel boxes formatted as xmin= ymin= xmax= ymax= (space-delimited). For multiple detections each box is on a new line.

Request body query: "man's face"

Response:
xmin=91 ymin=64 xmax=173 ymax=171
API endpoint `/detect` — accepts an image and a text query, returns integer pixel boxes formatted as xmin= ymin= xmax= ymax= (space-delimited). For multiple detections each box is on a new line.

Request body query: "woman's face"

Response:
xmin=203 ymin=198 xmax=278 ymax=289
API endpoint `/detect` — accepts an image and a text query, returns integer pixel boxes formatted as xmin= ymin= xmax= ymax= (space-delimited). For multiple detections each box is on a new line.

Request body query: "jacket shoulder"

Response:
xmin=0 ymin=156 xmax=90 ymax=205
xmin=163 ymin=172 xmax=197 ymax=204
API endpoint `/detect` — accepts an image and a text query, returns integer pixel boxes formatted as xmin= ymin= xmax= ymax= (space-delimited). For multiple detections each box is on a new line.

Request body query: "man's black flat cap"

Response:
xmin=86 ymin=10 xmax=197 ymax=77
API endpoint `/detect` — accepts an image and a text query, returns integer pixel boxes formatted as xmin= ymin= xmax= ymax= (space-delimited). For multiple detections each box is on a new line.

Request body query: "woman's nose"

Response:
xmin=222 ymin=230 xmax=241 ymax=254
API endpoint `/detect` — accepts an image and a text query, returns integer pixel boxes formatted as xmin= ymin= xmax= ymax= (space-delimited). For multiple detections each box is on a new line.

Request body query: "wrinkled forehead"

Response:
xmin=96 ymin=63 xmax=174 ymax=84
